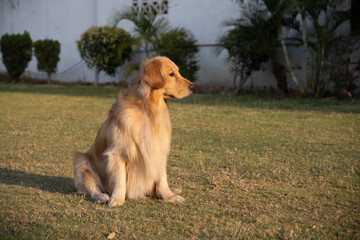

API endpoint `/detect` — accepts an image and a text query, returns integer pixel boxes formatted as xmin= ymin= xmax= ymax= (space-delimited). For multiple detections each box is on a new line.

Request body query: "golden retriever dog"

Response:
xmin=73 ymin=56 xmax=194 ymax=206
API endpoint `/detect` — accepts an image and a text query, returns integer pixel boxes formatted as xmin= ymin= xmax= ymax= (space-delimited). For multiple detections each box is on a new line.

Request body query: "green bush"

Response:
xmin=0 ymin=31 xmax=32 ymax=82
xmin=34 ymin=39 xmax=60 ymax=84
xmin=330 ymin=57 xmax=358 ymax=99
xmin=77 ymin=26 xmax=132 ymax=86
xmin=219 ymin=22 xmax=269 ymax=92
xmin=154 ymin=28 xmax=199 ymax=81
xmin=327 ymin=36 xmax=359 ymax=98
xmin=112 ymin=8 xmax=170 ymax=58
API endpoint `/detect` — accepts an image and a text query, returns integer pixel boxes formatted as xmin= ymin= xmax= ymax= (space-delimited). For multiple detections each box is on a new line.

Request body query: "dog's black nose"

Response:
xmin=189 ymin=84 xmax=195 ymax=92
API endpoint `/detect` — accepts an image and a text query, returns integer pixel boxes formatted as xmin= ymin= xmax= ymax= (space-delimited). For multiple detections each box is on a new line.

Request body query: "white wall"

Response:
xmin=0 ymin=0 xmax=327 ymax=89
xmin=165 ymin=0 xmax=240 ymax=86
xmin=1 ymin=0 xmax=94 ymax=82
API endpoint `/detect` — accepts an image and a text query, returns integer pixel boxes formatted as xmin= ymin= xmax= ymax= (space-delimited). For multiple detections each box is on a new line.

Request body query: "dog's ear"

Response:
xmin=141 ymin=59 xmax=165 ymax=89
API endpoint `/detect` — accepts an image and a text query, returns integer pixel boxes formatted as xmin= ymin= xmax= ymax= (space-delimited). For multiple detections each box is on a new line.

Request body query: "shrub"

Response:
xmin=34 ymin=39 xmax=60 ymax=84
xmin=112 ymin=8 xmax=170 ymax=58
xmin=327 ymin=36 xmax=360 ymax=98
xmin=154 ymin=28 xmax=199 ymax=81
xmin=77 ymin=26 xmax=132 ymax=86
xmin=302 ymin=0 xmax=356 ymax=97
xmin=330 ymin=58 xmax=358 ymax=99
xmin=0 ymin=31 xmax=32 ymax=82
xmin=219 ymin=23 xmax=268 ymax=92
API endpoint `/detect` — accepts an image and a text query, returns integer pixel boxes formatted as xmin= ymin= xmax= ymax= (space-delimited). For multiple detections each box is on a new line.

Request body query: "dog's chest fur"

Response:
xmin=120 ymin=101 xmax=172 ymax=199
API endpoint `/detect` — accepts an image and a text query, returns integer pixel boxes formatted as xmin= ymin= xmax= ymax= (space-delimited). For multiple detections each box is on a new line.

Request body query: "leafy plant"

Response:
xmin=260 ymin=0 xmax=304 ymax=94
xmin=235 ymin=0 xmax=304 ymax=94
xmin=331 ymin=67 xmax=358 ymax=98
xmin=219 ymin=19 xmax=269 ymax=92
xmin=34 ymin=39 xmax=60 ymax=84
xmin=328 ymin=36 xmax=359 ymax=98
xmin=219 ymin=2 xmax=294 ymax=94
xmin=232 ymin=0 xmax=359 ymax=98
xmin=301 ymin=0 xmax=353 ymax=97
xmin=111 ymin=8 xmax=171 ymax=79
xmin=77 ymin=26 xmax=132 ymax=86
xmin=112 ymin=8 xmax=170 ymax=58
xmin=0 ymin=31 xmax=32 ymax=82
xmin=154 ymin=28 xmax=199 ymax=81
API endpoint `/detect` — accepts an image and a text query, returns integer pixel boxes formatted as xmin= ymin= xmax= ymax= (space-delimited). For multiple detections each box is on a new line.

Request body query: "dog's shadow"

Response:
xmin=0 ymin=168 xmax=74 ymax=194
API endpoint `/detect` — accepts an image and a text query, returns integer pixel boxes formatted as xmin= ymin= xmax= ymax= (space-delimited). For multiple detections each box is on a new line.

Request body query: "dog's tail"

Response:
xmin=73 ymin=151 xmax=89 ymax=195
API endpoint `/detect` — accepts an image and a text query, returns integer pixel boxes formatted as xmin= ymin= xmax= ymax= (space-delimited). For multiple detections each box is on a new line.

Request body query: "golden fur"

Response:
xmin=73 ymin=56 xmax=194 ymax=206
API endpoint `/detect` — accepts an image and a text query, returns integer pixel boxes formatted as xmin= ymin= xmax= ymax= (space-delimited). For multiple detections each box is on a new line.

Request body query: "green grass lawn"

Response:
xmin=0 ymin=83 xmax=359 ymax=239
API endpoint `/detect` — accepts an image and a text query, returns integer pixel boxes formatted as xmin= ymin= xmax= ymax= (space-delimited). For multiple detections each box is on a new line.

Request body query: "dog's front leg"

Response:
xmin=156 ymin=172 xmax=185 ymax=203
xmin=106 ymin=152 xmax=126 ymax=207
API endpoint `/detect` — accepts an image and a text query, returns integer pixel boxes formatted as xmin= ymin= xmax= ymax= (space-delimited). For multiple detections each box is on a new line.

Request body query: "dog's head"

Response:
xmin=140 ymin=56 xmax=194 ymax=99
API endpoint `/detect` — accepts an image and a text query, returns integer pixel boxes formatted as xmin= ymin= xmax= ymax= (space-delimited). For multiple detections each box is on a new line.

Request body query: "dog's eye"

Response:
xmin=169 ymin=73 xmax=175 ymax=77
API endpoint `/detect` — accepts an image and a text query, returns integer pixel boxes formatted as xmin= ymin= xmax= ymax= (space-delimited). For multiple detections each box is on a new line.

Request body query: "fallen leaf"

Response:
xmin=107 ymin=232 xmax=115 ymax=239
xmin=312 ymin=225 xmax=316 ymax=229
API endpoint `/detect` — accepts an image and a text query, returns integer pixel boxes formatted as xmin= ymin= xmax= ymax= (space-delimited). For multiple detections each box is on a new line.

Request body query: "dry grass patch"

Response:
xmin=1 ymin=84 xmax=359 ymax=239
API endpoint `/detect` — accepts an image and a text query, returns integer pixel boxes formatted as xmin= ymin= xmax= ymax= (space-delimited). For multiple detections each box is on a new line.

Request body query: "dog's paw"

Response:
xmin=107 ymin=197 xmax=125 ymax=207
xmin=170 ymin=188 xmax=182 ymax=195
xmin=165 ymin=194 xmax=185 ymax=203
xmin=95 ymin=193 xmax=109 ymax=204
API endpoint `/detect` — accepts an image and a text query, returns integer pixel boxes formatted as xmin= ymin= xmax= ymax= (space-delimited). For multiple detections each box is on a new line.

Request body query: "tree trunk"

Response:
xmin=236 ymin=70 xmax=246 ymax=95
xmin=301 ymin=7 xmax=313 ymax=94
xmin=271 ymin=58 xmax=288 ymax=96
xmin=315 ymin=44 xmax=326 ymax=97
xmin=279 ymin=29 xmax=304 ymax=95
xmin=233 ymin=74 xmax=237 ymax=89
xmin=47 ymin=73 xmax=51 ymax=85
xmin=94 ymin=67 xmax=100 ymax=86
